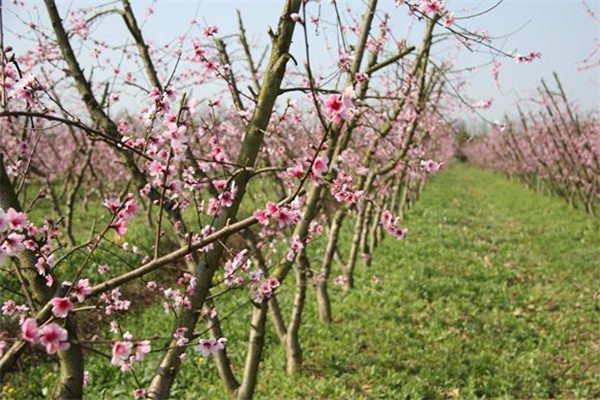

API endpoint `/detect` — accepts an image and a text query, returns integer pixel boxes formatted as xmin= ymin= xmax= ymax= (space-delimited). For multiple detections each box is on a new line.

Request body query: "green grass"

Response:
xmin=4 ymin=165 xmax=600 ymax=399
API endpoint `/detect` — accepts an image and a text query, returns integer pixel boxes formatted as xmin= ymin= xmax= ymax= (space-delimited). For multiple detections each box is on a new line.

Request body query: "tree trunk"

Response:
xmin=316 ymin=209 xmax=345 ymax=324
xmin=285 ymin=252 xmax=308 ymax=375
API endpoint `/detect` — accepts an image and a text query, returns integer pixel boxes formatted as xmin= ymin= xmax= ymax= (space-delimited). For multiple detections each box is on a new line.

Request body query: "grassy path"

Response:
xmin=255 ymin=165 xmax=600 ymax=399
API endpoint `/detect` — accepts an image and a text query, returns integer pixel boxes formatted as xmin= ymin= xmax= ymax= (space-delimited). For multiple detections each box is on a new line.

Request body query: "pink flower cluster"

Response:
xmin=331 ymin=170 xmax=365 ymax=204
xmin=420 ymin=159 xmax=444 ymax=173
xmin=0 ymin=207 xmax=29 ymax=263
xmin=111 ymin=336 xmax=151 ymax=371
xmin=21 ymin=318 xmax=69 ymax=354
xmin=516 ymin=51 xmax=542 ymax=64
xmin=324 ymin=87 xmax=356 ymax=126
xmin=100 ymin=288 xmax=131 ymax=315
xmin=177 ymin=272 xmax=197 ymax=295
xmin=419 ymin=0 xmax=445 ymax=15
xmin=103 ymin=195 xmax=138 ymax=238
xmin=285 ymin=235 xmax=304 ymax=262
xmin=310 ymin=156 xmax=329 ymax=182
xmin=338 ymin=50 xmax=353 ymax=72
xmin=381 ymin=210 xmax=408 ymax=240
xmin=2 ymin=299 xmax=30 ymax=323
xmin=223 ymin=249 xmax=251 ymax=287
xmin=252 ymin=276 xmax=280 ymax=303
xmin=206 ymin=181 xmax=236 ymax=216
xmin=162 ymin=287 xmax=192 ymax=313
xmin=0 ymin=207 xmax=64 ymax=288
xmin=253 ymin=200 xmax=302 ymax=228
xmin=202 ymin=25 xmax=219 ymax=37
xmin=13 ymin=73 xmax=43 ymax=106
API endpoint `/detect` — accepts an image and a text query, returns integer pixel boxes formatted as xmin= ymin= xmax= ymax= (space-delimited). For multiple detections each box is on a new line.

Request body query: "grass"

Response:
xmin=3 ymin=165 xmax=600 ymax=399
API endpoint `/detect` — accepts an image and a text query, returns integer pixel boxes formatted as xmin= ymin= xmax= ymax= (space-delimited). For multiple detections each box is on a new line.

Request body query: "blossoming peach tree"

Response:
xmin=463 ymin=74 xmax=599 ymax=215
xmin=0 ymin=0 xmax=538 ymax=398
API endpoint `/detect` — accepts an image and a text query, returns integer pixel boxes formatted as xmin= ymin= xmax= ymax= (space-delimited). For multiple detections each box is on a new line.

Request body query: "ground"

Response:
xmin=4 ymin=165 xmax=600 ymax=399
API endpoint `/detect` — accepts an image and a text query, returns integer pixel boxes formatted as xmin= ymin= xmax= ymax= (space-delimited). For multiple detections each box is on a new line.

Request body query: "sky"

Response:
xmin=4 ymin=0 xmax=599 ymax=127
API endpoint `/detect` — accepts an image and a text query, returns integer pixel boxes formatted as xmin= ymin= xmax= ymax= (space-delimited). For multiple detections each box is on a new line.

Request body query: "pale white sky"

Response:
xmin=4 ymin=0 xmax=599 ymax=126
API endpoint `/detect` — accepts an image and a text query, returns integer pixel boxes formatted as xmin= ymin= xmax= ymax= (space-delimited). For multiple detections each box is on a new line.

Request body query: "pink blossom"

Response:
xmin=219 ymin=191 xmax=234 ymax=208
xmin=98 ymin=264 xmax=110 ymax=275
xmin=338 ymin=50 xmax=352 ymax=71
xmin=355 ymin=72 xmax=369 ymax=84
xmin=119 ymin=199 xmax=138 ymax=220
xmin=312 ymin=156 xmax=329 ymax=178
xmin=35 ymin=257 xmax=47 ymax=276
xmin=249 ymin=270 xmax=263 ymax=283
xmin=51 ymin=297 xmax=73 ymax=318
xmin=381 ymin=210 xmax=393 ymax=225
xmin=391 ymin=227 xmax=408 ymax=240
xmin=195 ymin=337 xmax=226 ymax=357
xmin=516 ymin=51 xmax=542 ymax=64
xmin=212 ymin=179 xmax=227 ymax=190
xmin=254 ymin=209 xmax=270 ymax=225
xmin=120 ymin=361 xmax=132 ymax=372
xmin=286 ymin=164 xmax=304 ymax=179
xmin=173 ymin=327 xmax=189 ymax=347
xmin=134 ymin=340 xmax=151 ymax=361
xmin=2 ymin=299 xmax=16 ymax=315
xmin=325 ymin=88 xmax=356 ymax=125
xmin=112 ymin=218 xmax=128 ymax=238
xmin=325 ymin=94 xmax=344 ymax=120
xmin=266 ymin=202 xmax=279 ymax=216
xmin=102 ymin=199 xmax=120 ymax=213
xmin=275 ymin=208 xmax=299 ymax=228
xmin=202 ymin=25 xmax=219 ymax=37
xmin=39 ymin=323 xmax=70 ymax=354
xmin=333 ymin=275 xmax=349 ymax=286
xmin=444 ymin=12 xmax=455 ymax=27
xmin=380 ymin=210 xmax=408 ymax=240
xmin=21 ymin=317 xmax=39 ymax=343
xmin=74 ymin=279 xmax=92 ymax=303
xmin=420 ymin=0 xmax=445 ymax=15
xmin=206 ymin=197 xmax=220 ymax=216
xmin=27 ymin=224 xmax=38 ymax=237
xmin=23 ymin=239 xmax=36 ymax=250
xmin=148 ymin=161 xmax=163 ymax=178
xmin=6 ymin=208 xmax=27 ymax=231
xmin=286 ymin=236 xmax=304 ymax=261
xmin=133 ymin=388 xmax=146 ymax=398
xmin=268 ymin=277 xmax=280 ymax=289
xmin=420 ymin=159 xmax=444 ymax=173
xmin=16 ymin=88 xmax=34 ymax=106
xmin=2 ymin=233 xmax=25 ymax=256
xmin=111 ymin=340 xmax=133 ymax=365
